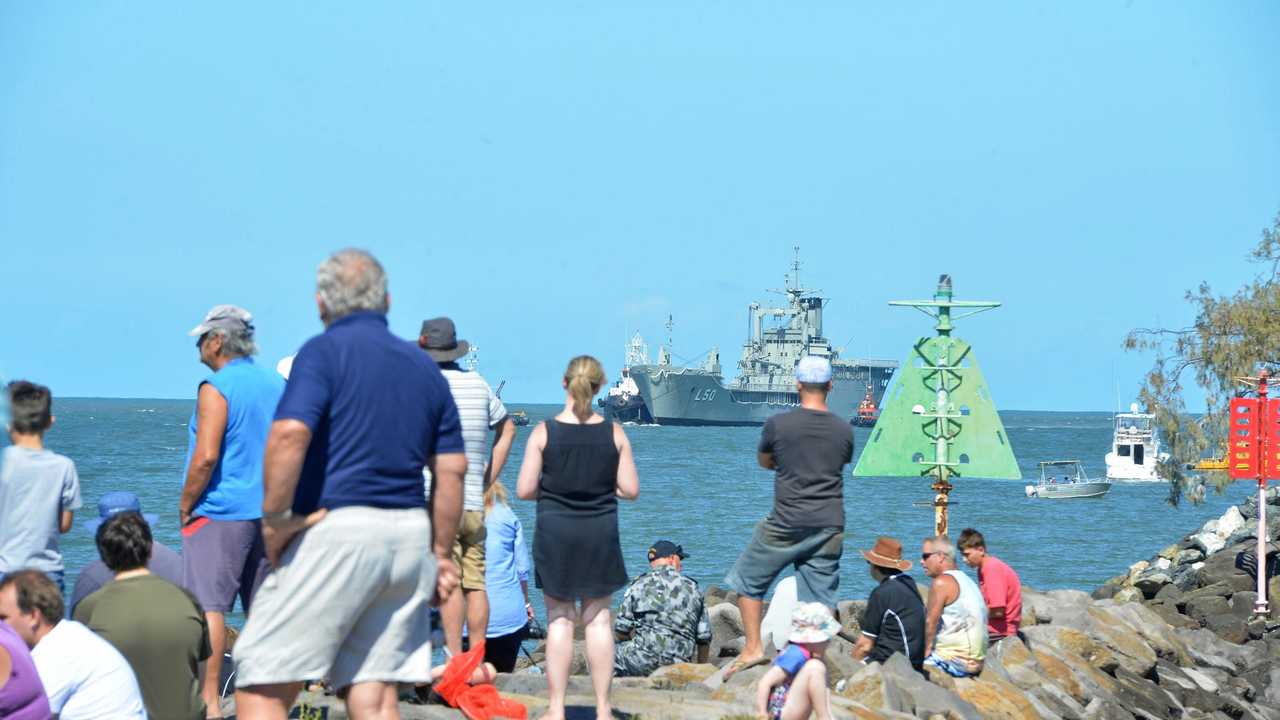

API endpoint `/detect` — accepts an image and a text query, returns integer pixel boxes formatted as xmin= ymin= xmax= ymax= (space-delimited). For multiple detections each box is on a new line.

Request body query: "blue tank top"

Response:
xmin=184 ymin=357 xmax=285 ymax=520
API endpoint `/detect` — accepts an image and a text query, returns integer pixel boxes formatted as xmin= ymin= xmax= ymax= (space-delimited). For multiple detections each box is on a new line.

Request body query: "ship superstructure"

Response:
xmin=629 ymin=250 xmax=897 ymax=426
xmin=598 ymin=331 xmax=654 ymax=423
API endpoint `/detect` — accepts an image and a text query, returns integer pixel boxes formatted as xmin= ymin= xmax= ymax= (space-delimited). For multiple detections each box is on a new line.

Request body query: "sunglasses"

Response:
xmin=921 ymin=552 xmax=938 ymax=561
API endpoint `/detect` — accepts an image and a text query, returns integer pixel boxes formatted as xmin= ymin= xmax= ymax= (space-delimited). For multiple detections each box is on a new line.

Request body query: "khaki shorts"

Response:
xmin=453 ymin=510 xmax=487 ymax=591
xmin=233 ymin=506 xmax=436 ymax=690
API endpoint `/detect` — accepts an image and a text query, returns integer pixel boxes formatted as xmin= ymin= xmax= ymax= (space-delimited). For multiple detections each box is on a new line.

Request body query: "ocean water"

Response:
xmin=21 ymin=399 xmax=1249 ymax=622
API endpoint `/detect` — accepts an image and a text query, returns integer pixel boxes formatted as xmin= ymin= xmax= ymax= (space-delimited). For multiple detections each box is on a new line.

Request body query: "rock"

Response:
xmin=880 ymin=652 xmax=984 ymax=720
xmin=1153 ymin=583 xmax=1183 ymax=603
xmin=1127 ymin=560 xmax=1151 ymax=584
xmin=952 ymin=676 xmax=1047 ymax=720
xmin=1091 ymin=602 xmax=1194 ymax=666
xmin=1172 ymin=563 xmax=1201 ymax=591
xmin=823 ymin=634 xmax=863 ymax=685
xmin=707 ymin=602 xmax=743 ymax=659
xmin=1203 ymin=518 xmax=1221 ymax=535
xmin=1114 ymin=585 xmax=1145 ymax=604
xmin=708 ymin=663 xmax=769 ymax=701
xmin=1112 ymin=667 xmax=1184 ymax=720
xmin=647 ymin=663 xmax=718 ymax=690
xmin=1021 ymin=625 xmax=1120 ymax=675
xmin=1157 ymin=543 xmax=1181 ymax=561
xmin=837 ymin=660 xmax=911 ymax=714
xmin=1180 ymin=581 xmax=1236 ymax=607
xmin=1199 ymin=545 xmax=1257 ymax=591
xmin=1186 ymin=595 xmax=1232 ymax=622
xmin=1181 ymin=666 xmax=1221 ymax=693
xmin=1022 ymin=589 xmax=1091 ymax=626
xmin=987 ymin=636 xmax=1044 ymax=690
xmin=1144 ymin=600 xmax=1198 ymax=629
xmin=1204 ymin=613 xmax=1249 ymax=644
xmin=1174 ymin=628 xmax=1269 ymax=671
xmin=1176 ymin=548 xmax=1206 ymax=565
xmin=1194 ymin=531 xmax=1227 ymax=556
xmin=1091 ymin=584 xmax=1119 ymax=601
xmin=1230 ymin=591 xmax=1259 ymax=617
xmin=1154 ymin=661 xmax=1223 ymax=713
xmin=1217 ymin=506 xmax=1247 ymax=539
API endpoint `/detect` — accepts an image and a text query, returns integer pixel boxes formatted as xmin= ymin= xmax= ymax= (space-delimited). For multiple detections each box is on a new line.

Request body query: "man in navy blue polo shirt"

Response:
xmin=232 ymin=249 xmax=467 ymax=720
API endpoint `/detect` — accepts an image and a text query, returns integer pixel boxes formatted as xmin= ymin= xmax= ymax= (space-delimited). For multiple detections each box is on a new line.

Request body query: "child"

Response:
xmin=0 ymin=381 xmax=82 ymax=592
xmin=755 ymin=602 xmax=838 ymax=720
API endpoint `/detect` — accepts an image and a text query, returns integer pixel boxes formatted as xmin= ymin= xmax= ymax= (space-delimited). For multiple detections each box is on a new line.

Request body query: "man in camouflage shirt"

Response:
xmin=614 ymin=540 xmax=712 ymax=677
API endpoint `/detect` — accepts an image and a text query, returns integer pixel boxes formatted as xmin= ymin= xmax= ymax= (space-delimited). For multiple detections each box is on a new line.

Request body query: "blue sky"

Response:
xmin=2 ymin=2 xmax=1277 ymax=409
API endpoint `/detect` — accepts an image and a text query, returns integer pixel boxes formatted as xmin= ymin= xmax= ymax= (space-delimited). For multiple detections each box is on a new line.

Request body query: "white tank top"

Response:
xmin=934 ymin=569 xmax=988 ymax=670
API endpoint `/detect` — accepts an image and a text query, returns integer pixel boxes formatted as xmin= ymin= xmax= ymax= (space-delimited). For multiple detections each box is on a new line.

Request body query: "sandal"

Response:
xmin=722 ymin=654 xmax=769 ymax=679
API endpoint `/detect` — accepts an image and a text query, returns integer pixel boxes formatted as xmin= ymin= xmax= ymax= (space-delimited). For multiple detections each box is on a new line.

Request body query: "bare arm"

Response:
xmin=427 ymin=452 xmax=467 ymax=558
xmin=261 ymin=419 xmax=311 ymax=513
xmin=757 ymin=452 xmax=776 ymax=470
xmin=180 ymin=384 xmax=228 ymax=522
xmin=515 ymin=423 xmax=547 ymax=500
xmin=852 ymin=633 xmax=875 ymax=661
xmin=924 ymin=575 xmax=958 ymax=656
xmin=614 ymin=423 xmax=639 ymax=500
xmin=59 ymin=511 xmax=73 ymax=533
xmin=484 ymin=417 xmax=517 ymax=490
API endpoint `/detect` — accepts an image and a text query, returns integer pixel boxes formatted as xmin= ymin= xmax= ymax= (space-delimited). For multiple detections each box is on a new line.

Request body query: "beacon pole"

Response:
xmin=1256 ymin=370 xmax=1271 ymax=618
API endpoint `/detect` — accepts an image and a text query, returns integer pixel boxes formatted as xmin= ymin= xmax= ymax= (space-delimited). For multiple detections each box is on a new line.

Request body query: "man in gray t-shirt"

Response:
xmin=723 ymin=357 xmax=853 ymax=676
xmin=0 ymin=381 xmax=83 ymax=592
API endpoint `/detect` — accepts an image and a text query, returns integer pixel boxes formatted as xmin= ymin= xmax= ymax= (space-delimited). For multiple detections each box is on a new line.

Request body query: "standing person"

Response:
xmin=419 ymin=316 xmax=518 ymax=656
xmin=920 ymin=535 xmax=987 ymax=678
xmin=850 ymin=537 xmax=926 ymax=672
xmin=479 ymin=480 xmax=532 ymax=673
xmin=516 ymin=355 xmax=639 ymax=720
xmin=613 ymin=540 xmax=712 ymax=677
xmin=178 ymin=303 xmax=284 ymax=716
xmin=723 ymin=356 xmax=853 ymax=675
xmin=0 ymin=381 xmax=82 ymax=593
xmin=0 ymin=570 xmax=146 ymax=719
xmin=75 ymin=512 xmax=212 ymax=720
xmin=70 ymin=491 xmax=184 ymax=615
xmin=957 ymin=528 xmax=1023 ymax=644
xmin=232 ymin=249 xmax=468 ymax=720
xmin=0 ymin=611 xmax=50 ymax=720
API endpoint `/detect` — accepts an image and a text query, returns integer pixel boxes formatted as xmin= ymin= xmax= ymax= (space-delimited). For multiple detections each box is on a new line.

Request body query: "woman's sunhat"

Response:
xmin=788 ymin=602 xmax=841 ymax=644
xmin=861 ymin=536 xmax=912 ymax=571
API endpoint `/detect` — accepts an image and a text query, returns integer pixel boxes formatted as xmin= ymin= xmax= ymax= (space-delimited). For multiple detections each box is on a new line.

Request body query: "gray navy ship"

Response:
xmin=627 ymin=253 xmax=897 ymax=426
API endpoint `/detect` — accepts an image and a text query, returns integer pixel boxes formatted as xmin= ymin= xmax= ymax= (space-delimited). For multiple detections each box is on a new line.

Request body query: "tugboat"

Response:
xmin=851 ymin=385 xmax=879 ymax=427
xmin=509 ymin=410 xmax=530 ymax=427
xmin=598 ymin=331 xmax=654 ymax=424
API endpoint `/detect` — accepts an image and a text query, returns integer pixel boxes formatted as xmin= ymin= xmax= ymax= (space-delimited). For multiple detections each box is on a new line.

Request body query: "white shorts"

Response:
xmin=233 ymin=506 xmax=436 ymax=690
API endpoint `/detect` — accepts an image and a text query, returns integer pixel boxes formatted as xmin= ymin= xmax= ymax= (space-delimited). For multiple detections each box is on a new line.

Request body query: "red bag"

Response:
xmin=435 ymin=643 xmax=528 ymax=720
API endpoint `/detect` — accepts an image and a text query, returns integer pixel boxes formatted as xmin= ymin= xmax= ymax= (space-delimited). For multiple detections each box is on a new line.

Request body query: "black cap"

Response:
xmin=647 ymin=540 xmax=688 ymax=562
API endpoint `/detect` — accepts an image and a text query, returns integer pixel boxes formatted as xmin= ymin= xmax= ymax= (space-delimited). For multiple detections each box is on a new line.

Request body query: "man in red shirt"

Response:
xmin=957 ymin=528 xmax=1022 ymax=643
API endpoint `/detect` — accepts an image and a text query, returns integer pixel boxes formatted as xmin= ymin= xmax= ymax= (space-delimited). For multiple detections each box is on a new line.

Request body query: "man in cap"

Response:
xmin=852 ymin=536 xmax=926 ymax=672
xmin=419 ymin=317 xmax=517 ymax=656
xmin=613 ymin=540 xmax=711 ymax=677
xmin=724 ymin=355 xmax=854 ymax=675
xmin=69 ymin=491 xmax=183 ymax=615
xmin=178 ymin=304 xmax=285 ymax=714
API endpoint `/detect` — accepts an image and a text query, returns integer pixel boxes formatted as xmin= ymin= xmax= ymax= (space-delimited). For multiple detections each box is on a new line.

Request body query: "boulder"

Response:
xmin=1127 ymin=560 xmax=1151 ymax=584
xmin=952 ymin=676 xmax=1048 ymax=720
xmin=706 ymin=602 xmax=743 ymax=659
xmin=1216 ymin=506 xmax=1246 ymax=539
xmin=1144 ymin=600 xmax=1198 ymax=629
xmin=836 ymin=660 xmax=911 ymax=714
xmin=1154 ymin=661 xmax=1223 ymax=714
xmin=1021 ymin=625 xmax=1120 ymax=676
xmin=1174 ymin=628 xmax=1269 ymax=671
xmin=1022 ymin=589 xmax=1091 ymax=626
xmin=1111 ymin=667 xmax=1184 ymax=720
xmin=647 ymin=663 xmax=718 ymax=690
xmin=1113 ymin=586 xmax=1144 ymax=604
xmin=1172 ymin=563 xmax=1201 ymax=591
xmin=1185 ymin=595 xmax=1232 ymax=622
xmin=1198 ymin=545 xmax=1257 ymax=591
xmin=1153 ymin=583 xmax=1183 ymax=603
xmin=1230 ymin=591 xmax=1259 ymax=617
xmin=879 ymin=652 xmax=984 ymax=720
xmin=1203 ymin=613 xmax=1249 ymax=644
xmin=1179 ymin=581 xmax=1236 ymax=607
xmin=1091 ymin=601 xmax=1194 ymax=665
xmin=987 ymin=636 xmax=1045 ymax=691
xmin=1193 ymin=531 xmax=1227 ymax=556
xmin=708 ymin=663 xmax=769 ymax=701
xmin=1175 ymin=548 xmax=1206 ymax=565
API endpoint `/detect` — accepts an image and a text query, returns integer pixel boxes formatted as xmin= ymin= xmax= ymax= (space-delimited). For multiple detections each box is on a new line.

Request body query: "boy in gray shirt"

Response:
xmin=0 ymin=381 xmax=82 ymax=592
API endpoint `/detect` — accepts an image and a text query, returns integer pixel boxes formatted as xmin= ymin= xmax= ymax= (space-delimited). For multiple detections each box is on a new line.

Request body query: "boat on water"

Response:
xmin=850 ymin=384 xmax=879 ymax=427
xmin=509 ymin=410 xmax=530 ymax=427
xmin=628 ymin=250 xmax=898 ymax=426
xmin=598 ymin=331 xmax=654 ymax=424
xmin=1026 ymin=460 xmax=1112 ymax=499
xmin=1104 ymin=403 xmax=1170 ymax=482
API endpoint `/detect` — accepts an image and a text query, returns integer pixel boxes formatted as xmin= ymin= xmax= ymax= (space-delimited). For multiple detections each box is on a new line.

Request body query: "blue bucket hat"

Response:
xmin=82 ymin=491 xmax=160 ymax=534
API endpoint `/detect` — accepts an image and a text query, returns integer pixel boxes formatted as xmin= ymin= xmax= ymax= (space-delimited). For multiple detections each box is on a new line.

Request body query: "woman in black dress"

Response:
xmin=516 ymin=355 xmax=639 ymax=720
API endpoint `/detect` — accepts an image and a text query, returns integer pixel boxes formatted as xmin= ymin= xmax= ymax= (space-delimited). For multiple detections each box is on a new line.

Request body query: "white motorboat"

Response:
xmin=1026 ymin=460 xmax=1112 ymax=499
xmin=1104 ymin=403 xmax=1170 ymax=482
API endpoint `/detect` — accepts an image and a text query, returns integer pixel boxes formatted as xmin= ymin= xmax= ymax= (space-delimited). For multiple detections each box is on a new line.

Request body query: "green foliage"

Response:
xmin=1126 ymin=211 xmax=1280 ymax=504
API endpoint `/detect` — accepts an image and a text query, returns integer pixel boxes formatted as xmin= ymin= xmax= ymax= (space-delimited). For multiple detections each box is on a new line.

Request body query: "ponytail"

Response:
xmin=484 ymin=480 xmax=509 ymax=511
xmin=564 ymin=355 xmax=605 ymax=422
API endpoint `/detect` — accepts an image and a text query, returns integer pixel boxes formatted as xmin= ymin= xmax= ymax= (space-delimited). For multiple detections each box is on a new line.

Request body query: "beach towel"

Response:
xmin=435 ymin=642 xmax=528 ymax=720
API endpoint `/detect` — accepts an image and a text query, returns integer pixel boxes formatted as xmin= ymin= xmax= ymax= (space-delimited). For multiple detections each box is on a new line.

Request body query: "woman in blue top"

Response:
xmin=481 ymin=480 xmax=533 ymax=672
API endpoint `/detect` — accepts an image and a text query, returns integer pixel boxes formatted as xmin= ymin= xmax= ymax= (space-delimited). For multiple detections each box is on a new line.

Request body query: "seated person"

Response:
xmin=755 ymin=602 xmax=837 ymax=720
xmin=614 ymin=540 xmax=711 ymax=677
xmin=957 ymin=528 xmax=1022 ymax=645
xmin=69 ymin=491 xmax=183 ymax=615
xmin=0 ymin=569 xmax=146 ymax=719
xmin=74 ymin=511 xmax=212 ymax=720
xmin=920 ymin=536 xmax=987 ymax=678
xmin=851 ymin=536 xmax=926 ymax=672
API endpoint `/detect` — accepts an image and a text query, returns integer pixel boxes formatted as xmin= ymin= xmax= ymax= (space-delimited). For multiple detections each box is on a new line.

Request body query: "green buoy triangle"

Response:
xmin=853 ymin=334 xmax=1020 ymax=479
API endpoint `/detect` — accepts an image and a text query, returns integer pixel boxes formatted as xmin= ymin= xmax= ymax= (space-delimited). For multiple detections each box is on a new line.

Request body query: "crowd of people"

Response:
xmin=0 ymin=247 xmax=1024 ymax=720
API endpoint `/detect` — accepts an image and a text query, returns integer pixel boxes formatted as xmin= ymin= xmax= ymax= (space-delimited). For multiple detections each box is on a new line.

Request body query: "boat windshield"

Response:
xmin=1040 ymin=462 xmax=1086 ymax=484
xmin=1114 ymin=414 xmax=1153 ymax=434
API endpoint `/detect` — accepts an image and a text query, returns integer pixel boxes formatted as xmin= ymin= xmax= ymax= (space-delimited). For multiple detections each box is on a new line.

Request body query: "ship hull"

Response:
xmin=630 ymin=364 xmax=894 ymax=426
xmin=598 ymin=395 xmax=653 ymax=424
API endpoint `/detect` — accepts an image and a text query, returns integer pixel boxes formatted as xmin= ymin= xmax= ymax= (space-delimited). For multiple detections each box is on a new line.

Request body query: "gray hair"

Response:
xmin=928 ymin=535 xmax=956 ymax=563
xmin=208 ymin=326 xmax=256 ymax=358
xmin=316 ymin=249 xmax=388 ymax=321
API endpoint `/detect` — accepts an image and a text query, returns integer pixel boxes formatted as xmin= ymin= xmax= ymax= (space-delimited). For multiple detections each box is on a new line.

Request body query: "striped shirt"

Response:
xmin=423 ymin=369 xmax=508 ymax=510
